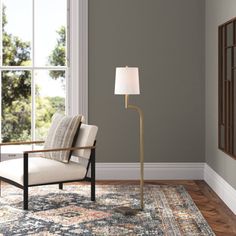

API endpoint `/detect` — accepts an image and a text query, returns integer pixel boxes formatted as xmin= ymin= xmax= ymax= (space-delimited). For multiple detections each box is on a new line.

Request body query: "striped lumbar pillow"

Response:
xmin=43 ymin=113 xmax=82 ymax=163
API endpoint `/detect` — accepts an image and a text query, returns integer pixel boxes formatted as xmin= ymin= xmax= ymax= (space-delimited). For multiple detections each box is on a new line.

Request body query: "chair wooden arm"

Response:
xmin=23 ymin=146 xmax=96 ymax=154
xmin=0 ymin=141 xmax=45 ymax=146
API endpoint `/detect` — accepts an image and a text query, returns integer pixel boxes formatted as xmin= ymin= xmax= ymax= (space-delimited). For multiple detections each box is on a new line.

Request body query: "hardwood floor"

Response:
xmin=91 ymin=180 xmax=236 ymax=236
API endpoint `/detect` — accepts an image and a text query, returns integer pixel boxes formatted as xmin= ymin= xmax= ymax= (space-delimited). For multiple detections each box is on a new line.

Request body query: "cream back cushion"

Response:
xmin=43 ymin=113 xmax=82 ymax=163
xmin=72 ymin=124 xmax=98 ymax=159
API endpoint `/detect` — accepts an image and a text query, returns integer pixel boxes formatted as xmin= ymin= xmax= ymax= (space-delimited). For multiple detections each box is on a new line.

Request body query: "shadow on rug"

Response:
xmin=0 ymin=184 xmax=215 ymax=235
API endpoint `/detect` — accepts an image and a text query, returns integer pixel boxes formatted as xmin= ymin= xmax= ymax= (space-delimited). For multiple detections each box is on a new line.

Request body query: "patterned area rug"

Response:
xmin=0 ymin=184 xmax=215 ymax=235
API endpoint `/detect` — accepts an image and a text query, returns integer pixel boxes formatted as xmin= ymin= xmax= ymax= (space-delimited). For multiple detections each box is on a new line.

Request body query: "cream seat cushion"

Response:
xmin=0 ymin=157 xmax=87 ymax=186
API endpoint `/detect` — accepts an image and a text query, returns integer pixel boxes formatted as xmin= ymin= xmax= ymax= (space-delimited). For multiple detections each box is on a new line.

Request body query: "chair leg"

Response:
xmin=91 ymin=148 xmax=95 ymax=201
xmin=23 ymin=186 xmax=28 ymax=210
xmin=91 ymin=180 xmax=95 ymax=201
xmin=59 ymin=183 xmax=63 ymax=190
xmin=0 ymin=146 xmax=2 ymax=197
xmin=23 ymin=153 xmax=29 ymax=210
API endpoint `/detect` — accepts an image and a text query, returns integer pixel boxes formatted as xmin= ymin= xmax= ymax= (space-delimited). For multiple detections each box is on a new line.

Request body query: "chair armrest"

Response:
xmin=23 ymin=146 xmax=96 ymax=154
xmin=0 ymin=141 xmax=45 ymax=146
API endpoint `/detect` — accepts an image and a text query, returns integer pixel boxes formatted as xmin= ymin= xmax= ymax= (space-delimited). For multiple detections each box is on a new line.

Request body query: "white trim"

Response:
xmin=204 ymin=163 xmax=236 ymax=215
xmin=1 ymin=156 xmax=236 ymax=214
xmin=0 ymin=160 xmax=205 ymax=180
xmin=69 ymin=0 xmax=88 ymax=121
xmin=96 ymin=162 xmax=205 ymax=180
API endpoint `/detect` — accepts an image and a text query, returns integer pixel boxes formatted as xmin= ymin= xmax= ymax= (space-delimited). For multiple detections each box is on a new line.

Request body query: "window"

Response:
xmin=219 ymin=17 xmax=236 ymax=158
xmin=0 ymin=0 xmax=88 ymax=157
xmin=0 ymin=0 xmax=68 ymax=142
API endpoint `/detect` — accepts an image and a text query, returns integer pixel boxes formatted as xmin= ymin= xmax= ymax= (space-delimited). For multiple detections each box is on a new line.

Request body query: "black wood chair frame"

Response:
xmin=0 ymin=141 xmax=96 ymax=210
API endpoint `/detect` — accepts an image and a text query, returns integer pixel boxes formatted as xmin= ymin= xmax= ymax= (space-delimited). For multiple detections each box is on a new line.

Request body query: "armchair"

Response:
xmin=0 ymin=123 xmax=98 ymax=210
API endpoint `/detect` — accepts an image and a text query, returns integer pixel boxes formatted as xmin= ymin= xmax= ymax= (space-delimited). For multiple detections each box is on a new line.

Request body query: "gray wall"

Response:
xmin=88 ymin=0 xmax=205 ymax=163
xmin=205 ymin=0 xmax=236 ymax=189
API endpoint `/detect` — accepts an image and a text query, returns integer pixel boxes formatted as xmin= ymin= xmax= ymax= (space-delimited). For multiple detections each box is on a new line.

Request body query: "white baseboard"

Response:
xmin=96 ymin=162 xmax=204 ymax=180
xmin=204 ymin=163 xmax=236 ymax=215
xmin=2 ymin=156 xmax=235 ymax=214
xmin=96 ymin=162 xmax=236 ymax=214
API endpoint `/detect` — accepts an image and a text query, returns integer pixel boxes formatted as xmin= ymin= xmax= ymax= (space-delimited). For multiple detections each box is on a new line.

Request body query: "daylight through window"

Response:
xmin=0 ymin=0 xmax=68 ymax=144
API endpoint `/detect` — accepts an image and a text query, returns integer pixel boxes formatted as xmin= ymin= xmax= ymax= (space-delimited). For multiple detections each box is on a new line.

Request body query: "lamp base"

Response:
xmin=114 ymin=207 xmax=139 ymax=216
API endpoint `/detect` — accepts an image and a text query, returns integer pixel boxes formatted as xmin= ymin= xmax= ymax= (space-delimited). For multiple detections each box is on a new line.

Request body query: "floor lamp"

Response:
xmin=114 ymin=66 xmax=144 ymax=215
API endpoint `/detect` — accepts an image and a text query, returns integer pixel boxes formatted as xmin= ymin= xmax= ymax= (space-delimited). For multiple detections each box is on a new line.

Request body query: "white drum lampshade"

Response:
xmin=114 ymin=67 xmax=140 ymax=95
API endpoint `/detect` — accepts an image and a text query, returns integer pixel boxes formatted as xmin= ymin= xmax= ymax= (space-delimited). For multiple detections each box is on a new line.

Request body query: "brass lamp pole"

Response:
xmin=125 ymin=94 xmax=144 ymax=210
xmin=114 ymin=66 xmax=144 ymax=214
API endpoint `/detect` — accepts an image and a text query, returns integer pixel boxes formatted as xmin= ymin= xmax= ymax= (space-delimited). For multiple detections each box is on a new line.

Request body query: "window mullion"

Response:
xmin=0 ymin=0 xmax=2 ymax=67
xmin=31 ymin=0 xmax=35 ymax=142
xmin=65 ymin=69 xmax=69 ymax=115
xmin=0 ymin=0 xmax=2 ymax=142
xmin=0 ymin=66 xmax=67 ymax=70
xmin=31 ymin=69 xmax=35 ymax=142
xmin=0 ymin=72 xmax=1 ymax=142
xmin=66 ymin=0 xmax=70 ymax=115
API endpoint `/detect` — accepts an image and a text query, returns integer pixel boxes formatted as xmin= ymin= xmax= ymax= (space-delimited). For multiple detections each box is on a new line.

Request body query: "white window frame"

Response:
xmin=0 ymin=0 xmax=88 ymax=159
xmin=69 ymin=0 xmax=88 ymax=122
xmin=0 ymin=0 xmax=88 ymax=144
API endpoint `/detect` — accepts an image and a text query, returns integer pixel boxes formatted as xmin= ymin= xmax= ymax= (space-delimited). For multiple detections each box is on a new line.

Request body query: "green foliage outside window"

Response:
xmin=48 ymin=26 xmax=66 ymax=79
xmin=1 ymin=6 xmax=65 ymax=142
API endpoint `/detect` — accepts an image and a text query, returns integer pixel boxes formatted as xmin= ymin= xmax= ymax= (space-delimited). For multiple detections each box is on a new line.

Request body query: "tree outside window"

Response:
xmin=1 ymin=0 xmax=67 ymax=142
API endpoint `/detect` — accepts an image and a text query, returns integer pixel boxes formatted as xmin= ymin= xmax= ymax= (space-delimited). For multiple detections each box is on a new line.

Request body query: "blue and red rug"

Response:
xmin=0 ymin=184 xmax=215 ymax=235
